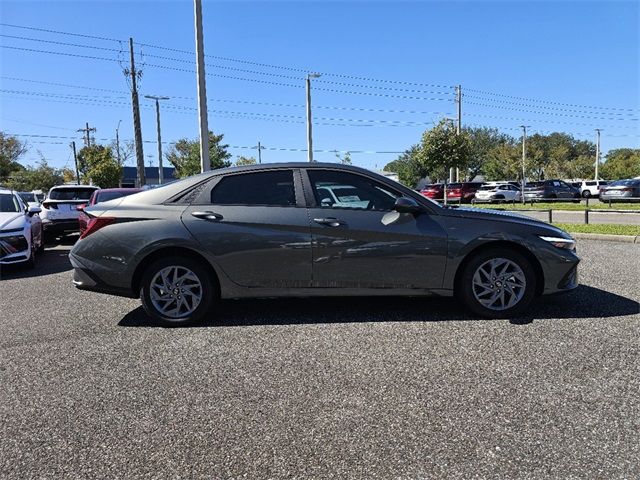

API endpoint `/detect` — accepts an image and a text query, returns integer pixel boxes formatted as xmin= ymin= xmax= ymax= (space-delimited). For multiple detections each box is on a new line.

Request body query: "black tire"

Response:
xmin=140 ymin=256 xmax=216 ymax=327
xmin=582 ymin=191 xmax=591 ymax=198
xmin=457 ymin=248 xmax=537 ymax=319
xmin=37 ymin=231 xmax=45 ymax=252
xmin=25 ymin=235 xmax=36 ymax=269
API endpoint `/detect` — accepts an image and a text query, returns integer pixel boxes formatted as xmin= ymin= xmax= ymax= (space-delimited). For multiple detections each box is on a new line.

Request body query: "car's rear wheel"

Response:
xmin=582 ymin=190 xmax=591 ymax=198
xmin=140 ymin=256 xmax=216 ymax=327
xmin=458 ymin=248 xmax=536 ymax=318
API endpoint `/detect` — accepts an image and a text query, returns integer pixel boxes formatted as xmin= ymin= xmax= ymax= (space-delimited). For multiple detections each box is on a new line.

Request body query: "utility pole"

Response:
xmin=128 ymin=37 xmax=145 ymax=187
xmin=594 ymin=129 xmax=602 ymax=180
xmin=145 ymin=95 xmax=170 ymax=184
xmin=76 ymin=123 xmax=96 ymax=147
xmin=253 ymin=141 xmax=265 ymax=164
xmin=519 ymin=125 xmax=530 ymax=204
xmin=71 ymin=141 xmax=79 ymax=184
xmin=455 ymin=85 xmax=462 ymax=182
xmin=194 ymin=0 xmax=210 ymax=172
xmin=306 ymin=73 xmax=321 ymax=162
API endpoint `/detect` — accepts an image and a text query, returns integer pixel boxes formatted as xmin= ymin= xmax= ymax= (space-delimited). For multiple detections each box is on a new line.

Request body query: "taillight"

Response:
xmin=80 ymin=217 xmax=115 ymax=239
xmin=42 ymin=202 xmax=57 ymax=209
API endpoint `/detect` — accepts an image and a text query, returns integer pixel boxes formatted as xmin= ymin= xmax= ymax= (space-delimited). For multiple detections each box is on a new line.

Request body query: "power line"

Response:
xmin=0 ymin=76 xmax=127 ymax=94
xmin=0 ymin=45 xmax=119 ymax=63
xmin=0 ymin=33 xmax=122 ymax=52
xmin=0 ymin=22 xmax=120 ymax=42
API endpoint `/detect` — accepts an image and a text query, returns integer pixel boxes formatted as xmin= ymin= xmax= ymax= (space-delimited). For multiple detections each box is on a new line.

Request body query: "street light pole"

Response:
xmin=519 ymin=125 xmax=530 ymax=204
xmin=594 ymin=129 xmax=602 ymax=180
xmin=306 ymin=73 xmax=321 ymax=162
xmin=194 ymin=0 xmax=210 ymax=172
xmin=145 ymin=95 xmax=170 ymax=184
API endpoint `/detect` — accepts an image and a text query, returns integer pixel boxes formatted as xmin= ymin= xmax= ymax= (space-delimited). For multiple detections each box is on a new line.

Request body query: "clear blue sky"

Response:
xmin=1 ymin=0 xmax=638 ymax=172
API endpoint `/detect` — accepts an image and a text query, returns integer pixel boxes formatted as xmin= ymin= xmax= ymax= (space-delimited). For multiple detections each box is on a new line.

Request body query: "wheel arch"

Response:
xmin=131 ymin=246 xmax=221 ymax=297
xmin=453 ymin=241 xmax=544 ymax=297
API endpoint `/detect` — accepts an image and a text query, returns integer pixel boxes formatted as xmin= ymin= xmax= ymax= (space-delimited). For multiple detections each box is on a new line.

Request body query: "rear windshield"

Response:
xmin=525 ymin=182 xmax=544 ymax=187
xmin=447 ymin=183 xmax=462 ymax=189
xmin=49 ymin=188 xmax=96 ymax=201
xmin=609 ymin=179 xmax=639 ymax=187
xmin=478 ymin=185 xmax=496 ymax=191
xmin=95 ymin=190 xmax=138 ymax=203
xmin=19 ymin=192 xmax=37 ymax=203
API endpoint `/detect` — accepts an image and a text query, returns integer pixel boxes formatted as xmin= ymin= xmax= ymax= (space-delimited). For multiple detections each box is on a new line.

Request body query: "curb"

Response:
xmin=570 ymin=232 xmax=639 ymax=243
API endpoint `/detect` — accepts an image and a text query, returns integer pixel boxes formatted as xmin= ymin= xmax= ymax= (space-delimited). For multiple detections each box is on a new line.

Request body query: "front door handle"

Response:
xmin=192 ymin=211 xmax=223 ymax=222
xmin=314 ymin=217 xmax=344 ymax=227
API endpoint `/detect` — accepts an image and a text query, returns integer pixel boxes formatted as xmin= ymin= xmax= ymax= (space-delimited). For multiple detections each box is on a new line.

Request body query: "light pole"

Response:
xmin=594 ymin=129 xmax=602 ymax=180
xmin=194 ymin=0 xmax=210 ymax=172
xmin=145 ymin=95 xmax=170 ymax=184
xmin=306 ymin=73 xmax=321 ymax=162
xmin=519 ymin=125 xmax=530 ymax=204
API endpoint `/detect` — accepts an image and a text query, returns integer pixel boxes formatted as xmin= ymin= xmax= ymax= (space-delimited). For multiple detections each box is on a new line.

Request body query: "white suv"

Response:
xmin=40 ymin=185 xmax=99 ymax=242
xmin=580 ymin=180 xmax=608 ymax=198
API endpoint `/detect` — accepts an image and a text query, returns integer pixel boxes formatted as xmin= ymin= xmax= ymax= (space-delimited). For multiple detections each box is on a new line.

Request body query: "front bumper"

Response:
xmin=0 ymin=233 xmax=31 ymax=265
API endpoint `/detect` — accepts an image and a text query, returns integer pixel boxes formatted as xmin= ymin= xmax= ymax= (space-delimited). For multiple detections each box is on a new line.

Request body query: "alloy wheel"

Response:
xmin=472 ymin=258 xmax=526 ymax=311
xmin=149 ymin=266 xmax=203 ymax=319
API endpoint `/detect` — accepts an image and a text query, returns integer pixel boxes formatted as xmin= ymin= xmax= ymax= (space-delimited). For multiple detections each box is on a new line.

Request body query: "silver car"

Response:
xmin=70 ymin=163 xmax=580 ymax=326
xmin=600 ymin=179 xmax=640 ymax=202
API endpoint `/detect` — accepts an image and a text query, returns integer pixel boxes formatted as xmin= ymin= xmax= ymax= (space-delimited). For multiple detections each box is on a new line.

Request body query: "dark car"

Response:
xmin=446 ymin=182 xmax=484 ymax=203
xmin=599 ymin=179 xmax=640 ymax=202
xmin=419 ymin=183 xmax=444 ymax=200
xmin=523 ymin=180 xmax=581 ymax=202
xmin=78 ymin=188 xmax=142 ymax=236
xmin=70 ymin=163 xmax=579 ymax=326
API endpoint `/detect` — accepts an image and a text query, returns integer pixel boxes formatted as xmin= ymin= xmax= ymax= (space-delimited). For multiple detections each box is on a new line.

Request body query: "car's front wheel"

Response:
xmin=140 ymin=256 xmax=216 ymax=327
xmin=458 ymin=248 xmax=536 ymax=318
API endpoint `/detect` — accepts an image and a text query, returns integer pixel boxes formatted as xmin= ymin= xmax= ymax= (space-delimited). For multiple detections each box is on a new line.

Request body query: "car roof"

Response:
xmin=96 ymin=188 xmax=142 ymax=193
xmin=0 ymin=188 xmax=16 ymax=195
xmin=50 ymin=184 xmax=99 ymax=190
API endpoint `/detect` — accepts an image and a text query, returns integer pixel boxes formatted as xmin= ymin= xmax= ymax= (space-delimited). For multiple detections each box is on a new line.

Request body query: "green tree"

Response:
xmin=464 ymin=127 xmax=513 ymax=180
xmin=384 ymin=145 xmax=420 ymax=186
xmin=600 ymin=148 xmax=640 ymax=179
xmin=5 ymin=159 xmax=64 ymax=192
xmin=482 ymin=143 xmax=523 ymax=181
xmin=166 ymin=131 xmax=232 ymax=178
xmin=0 ymin=132 xmax=28 ymax=181
xmin=76 ymin=145 xmax=122 ymax=187
xmin=235 ymin=156 xmax=257 ymax=166
xmin=413 ymin=119 xmax=472 ymax=185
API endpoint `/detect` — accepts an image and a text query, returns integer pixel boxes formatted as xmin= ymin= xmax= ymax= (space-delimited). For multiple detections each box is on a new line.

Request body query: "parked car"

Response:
xmin=0 ymin=188 xmax=43 ymax=268
xmin=473 ymin=184 xmax=522 ymax=203
xmin=523 ymin=180 xmax=581 ymax=202
xmin=446 ymin=182 xmax=484 ymax=203
xmin=70 ymin=163 xmax=579 ymax=326
xmin=580 ymin=180 xmax=608 ymax=198
xmin=78 ymin=188 xmax=142 ymax=236
xmin=18 ymin=191 xmax=42 ymax=208
xmin=40 ymin=185 xmax=99 ymax=242
xmin=599 ymin=179 xmax=640 ymax=202
xmin=419 ymin=183 xmax=444 ymax=200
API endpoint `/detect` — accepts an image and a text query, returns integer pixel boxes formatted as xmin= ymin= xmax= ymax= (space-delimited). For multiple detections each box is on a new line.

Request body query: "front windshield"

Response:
xmin=0 ymin=193 xmax=21 ymax=213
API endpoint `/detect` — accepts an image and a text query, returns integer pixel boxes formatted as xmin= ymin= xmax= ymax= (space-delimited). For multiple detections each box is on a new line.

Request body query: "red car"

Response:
xmin=78 ymin=188 xmax=142 ymax=236
xmin=446 ymin=182 xmax=483 ymax=203
xmin=419 ymin=183 xmax=444 ymax=200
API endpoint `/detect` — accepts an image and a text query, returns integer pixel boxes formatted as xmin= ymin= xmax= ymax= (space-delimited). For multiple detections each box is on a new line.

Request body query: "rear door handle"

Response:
xmin=191 ymin=211 xmax=224 ymax=222
xmin=313 ymin=217 xmax=344 ymax=227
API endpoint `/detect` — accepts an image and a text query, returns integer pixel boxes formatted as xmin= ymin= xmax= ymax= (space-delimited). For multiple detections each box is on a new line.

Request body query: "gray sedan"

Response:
xmin=70 ymin=163 xmax=579 ymax=326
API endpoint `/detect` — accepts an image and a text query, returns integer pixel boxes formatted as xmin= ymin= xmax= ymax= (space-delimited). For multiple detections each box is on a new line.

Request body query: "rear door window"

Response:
xmin=210 ymin=170 xmax=296 ymax=206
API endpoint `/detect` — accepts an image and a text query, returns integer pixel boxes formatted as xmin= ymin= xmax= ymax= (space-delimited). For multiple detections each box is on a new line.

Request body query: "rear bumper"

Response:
xmin=42 ymin=219 xmax=79 ymax=236
xmin=69 ymin=251 xmax=136 ymax=298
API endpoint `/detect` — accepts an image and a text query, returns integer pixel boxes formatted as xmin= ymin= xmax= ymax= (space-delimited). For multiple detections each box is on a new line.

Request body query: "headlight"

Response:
xmin=539 ymin=235 xmax=576 ymax=251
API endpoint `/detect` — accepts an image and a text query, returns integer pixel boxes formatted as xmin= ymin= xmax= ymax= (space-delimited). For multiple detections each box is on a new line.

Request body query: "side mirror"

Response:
xmin=393 ymin=196 xmax=424 ymax=214
xmin=27 ymin=205 xmax=42 ymax=216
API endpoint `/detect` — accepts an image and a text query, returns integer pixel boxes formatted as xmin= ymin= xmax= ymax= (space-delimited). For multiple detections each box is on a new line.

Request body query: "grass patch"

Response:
xmin=553 ymin=223 xmax=640 ymax=236
xmin=471 ymin=201 xmax=640 ymax=211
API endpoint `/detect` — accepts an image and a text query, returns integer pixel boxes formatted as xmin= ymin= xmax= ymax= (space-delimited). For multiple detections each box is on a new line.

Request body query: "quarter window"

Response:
xmin=210 ymin=170 xmax=296 ymax=206
xmin=308 ymin=170 xmax=401 ymax=211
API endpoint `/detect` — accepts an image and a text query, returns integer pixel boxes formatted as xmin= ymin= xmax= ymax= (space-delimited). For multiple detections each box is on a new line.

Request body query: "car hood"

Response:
xmin=439 ymin=206 xmax=570 ymax=236
xmin=0 ymin=212 xmax=26 ymax=231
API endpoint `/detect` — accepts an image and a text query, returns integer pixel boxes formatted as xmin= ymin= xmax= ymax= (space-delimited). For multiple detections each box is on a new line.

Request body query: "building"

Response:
xmin=121 ymin=166 xmax=177 ymax=188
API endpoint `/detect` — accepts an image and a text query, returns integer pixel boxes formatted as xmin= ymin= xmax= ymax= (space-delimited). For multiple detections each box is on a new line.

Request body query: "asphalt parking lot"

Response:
xmin=1 ymin=238 xmax=639 ymax=479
